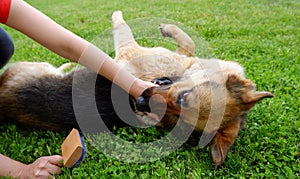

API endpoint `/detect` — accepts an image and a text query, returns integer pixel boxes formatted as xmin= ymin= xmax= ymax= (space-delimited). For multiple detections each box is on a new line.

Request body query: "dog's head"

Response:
xmin=136 ymin=74 xmax=274 ymax=131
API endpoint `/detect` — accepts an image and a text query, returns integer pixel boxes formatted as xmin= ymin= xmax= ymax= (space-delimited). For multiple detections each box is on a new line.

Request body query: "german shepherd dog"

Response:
xmin=0 ymin=11 xmax=273 ymax=166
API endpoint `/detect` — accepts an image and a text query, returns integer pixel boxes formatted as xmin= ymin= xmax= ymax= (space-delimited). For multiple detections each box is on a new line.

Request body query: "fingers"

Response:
xmin=28 ymin=155 xmax=63 ymax=179
xmin=46 ymin=163 xmax=62 ymax=176
xmin=146 ymin=81 xmax=159 ymax=87
xmin=42 ymin=155 xmax=63 ymax=175
xmin=48 ymin=155 xmax=63 ymax=167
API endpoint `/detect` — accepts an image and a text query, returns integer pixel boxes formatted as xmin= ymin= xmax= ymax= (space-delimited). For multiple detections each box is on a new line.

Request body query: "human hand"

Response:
xmin=130 ymin=79 xmax=158 ymax=99
xmin=17 ymin=155 xmax=63 ymax=179
xmin=143 ymin=80 xmax=159 ymax=90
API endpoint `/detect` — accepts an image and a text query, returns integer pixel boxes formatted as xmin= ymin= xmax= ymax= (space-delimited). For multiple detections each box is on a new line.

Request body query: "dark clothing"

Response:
xmin=0 ymin=26 xmax=14 ymax=69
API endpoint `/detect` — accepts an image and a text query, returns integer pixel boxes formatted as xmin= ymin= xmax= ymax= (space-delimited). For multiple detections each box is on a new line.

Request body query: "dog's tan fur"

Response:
xmin=0 ymin=11 xmax=273 ymax=167
xmin=112 ymin=11 xmax=273 ymax=166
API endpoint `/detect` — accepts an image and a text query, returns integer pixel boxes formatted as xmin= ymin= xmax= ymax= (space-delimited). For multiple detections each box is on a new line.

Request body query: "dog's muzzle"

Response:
xmin=136 ymin=77 xmax=175 ymax=112
xmin=136 ymin=88 xmax=152 ymax=112
xmin=136 ymin=96 xmax=151 ymax=112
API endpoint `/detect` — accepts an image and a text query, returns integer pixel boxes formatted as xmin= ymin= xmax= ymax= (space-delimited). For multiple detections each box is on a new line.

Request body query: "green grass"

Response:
xmin=0 ymin=0 xmax=299 ymax=178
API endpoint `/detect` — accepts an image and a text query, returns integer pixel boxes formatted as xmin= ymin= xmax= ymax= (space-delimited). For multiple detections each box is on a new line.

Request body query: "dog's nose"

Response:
xmin=136 ymin=96 xmax=151 ymax=112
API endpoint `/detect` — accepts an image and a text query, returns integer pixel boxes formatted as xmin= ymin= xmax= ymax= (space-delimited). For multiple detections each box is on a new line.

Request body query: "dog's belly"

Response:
xmin=122 ymin=55 xmax=186 ymax=81
xmin=116 ymin=47 xmax=196 ymax=82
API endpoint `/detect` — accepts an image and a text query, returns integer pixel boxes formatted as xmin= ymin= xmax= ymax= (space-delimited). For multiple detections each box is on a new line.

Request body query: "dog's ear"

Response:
xmin=209 ymin=120 xmax=241 ymax=168
xmin=226 ymin=75 xmax=274 ymax=105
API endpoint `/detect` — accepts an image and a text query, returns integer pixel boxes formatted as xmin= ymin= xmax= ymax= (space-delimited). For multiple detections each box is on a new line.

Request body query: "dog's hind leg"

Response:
xmin=111 ymin=11 xmax=139 ymax=57
xmin=159 ymin=24 xmax=195 ymax=57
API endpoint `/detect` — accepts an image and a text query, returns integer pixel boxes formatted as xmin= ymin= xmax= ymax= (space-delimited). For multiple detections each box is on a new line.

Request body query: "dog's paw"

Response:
xmin=151 ymin=77 xmax=173 ymax=85
xmin=111 ymin=10 xmax=125 ymax=25
xmin=159 ymin=24 xmax=176 ymax=38
xmin=57 ymin=63 xmax=72 ymax=72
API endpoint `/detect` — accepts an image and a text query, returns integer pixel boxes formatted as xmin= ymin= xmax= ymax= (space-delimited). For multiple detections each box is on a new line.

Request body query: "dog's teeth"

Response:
xmin=145 ymin=112 xmax=160 ymax=122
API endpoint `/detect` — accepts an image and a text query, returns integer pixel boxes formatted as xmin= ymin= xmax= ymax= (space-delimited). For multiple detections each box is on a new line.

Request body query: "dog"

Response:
xmin=0 ymin=11 xmax=273 ymax=167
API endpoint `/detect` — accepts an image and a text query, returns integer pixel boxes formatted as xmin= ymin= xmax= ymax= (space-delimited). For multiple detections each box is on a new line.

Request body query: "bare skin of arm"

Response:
xmin=6 ymin=0 xmax=154 ymax=99
xmin=1 ymin=0 xmax=156 ymax=178
xmin=0 ymin=154 xmax=62 ymax=178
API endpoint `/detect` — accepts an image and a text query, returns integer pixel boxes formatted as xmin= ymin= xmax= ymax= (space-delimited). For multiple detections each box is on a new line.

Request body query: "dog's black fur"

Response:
xmin=0 ymin=67 xmax=140 ymax=132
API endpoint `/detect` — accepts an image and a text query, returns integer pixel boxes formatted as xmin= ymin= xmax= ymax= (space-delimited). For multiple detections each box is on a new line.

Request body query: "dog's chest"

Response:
xmin=122 ymin=55 xmax=187 ymax=81
xmin=183 ymin=59 xmax=245 ymax=85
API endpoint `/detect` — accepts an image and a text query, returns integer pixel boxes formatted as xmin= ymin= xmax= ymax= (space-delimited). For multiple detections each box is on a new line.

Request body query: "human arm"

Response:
xmin=4 ymin=0 xmax=154 ymax=98
xmin=0 ymin=154 xmax=62 ymax=179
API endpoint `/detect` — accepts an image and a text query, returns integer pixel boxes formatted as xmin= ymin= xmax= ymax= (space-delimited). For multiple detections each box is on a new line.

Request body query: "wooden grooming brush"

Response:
xmin=61 ymin=128 xmax=86 ymax=168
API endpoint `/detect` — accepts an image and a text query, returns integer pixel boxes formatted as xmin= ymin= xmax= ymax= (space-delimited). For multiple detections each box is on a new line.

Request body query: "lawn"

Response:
xmin=0 ymin=0 xmax=299 ymax=178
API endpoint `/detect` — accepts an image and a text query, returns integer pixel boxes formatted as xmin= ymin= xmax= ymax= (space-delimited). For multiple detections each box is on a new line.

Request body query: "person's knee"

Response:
xmin=0 ymin=27 xmax=14 ymax=69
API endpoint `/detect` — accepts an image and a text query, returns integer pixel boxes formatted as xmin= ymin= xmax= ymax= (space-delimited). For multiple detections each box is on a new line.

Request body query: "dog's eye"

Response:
xmin=176 ymin=90 xmax=191 ymax=107
xmin=151 ymin=77 xmax=173 ymax=85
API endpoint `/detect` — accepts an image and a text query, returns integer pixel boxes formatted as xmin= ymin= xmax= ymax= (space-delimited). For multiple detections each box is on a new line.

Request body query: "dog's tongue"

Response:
xmin=145 ymin=112 xmax=161 ymax=122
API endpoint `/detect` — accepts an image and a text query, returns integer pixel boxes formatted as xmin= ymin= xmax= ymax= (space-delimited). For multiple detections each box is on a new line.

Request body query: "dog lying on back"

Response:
xmin=0 ymin=11 xmax=273 ymax=167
